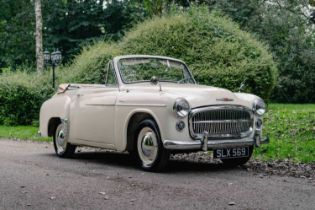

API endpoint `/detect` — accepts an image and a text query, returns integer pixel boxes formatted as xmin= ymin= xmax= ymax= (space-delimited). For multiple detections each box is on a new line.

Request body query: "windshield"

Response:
xmin=118 ymin=57 xmax=195 ymax=84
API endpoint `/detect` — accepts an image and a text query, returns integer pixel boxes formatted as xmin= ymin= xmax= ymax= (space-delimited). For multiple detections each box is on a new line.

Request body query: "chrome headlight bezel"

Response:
xmin=173 ymin=98 xmax=191 ymax=118
xmin=254 ymin=98 xmax=266 ymax=116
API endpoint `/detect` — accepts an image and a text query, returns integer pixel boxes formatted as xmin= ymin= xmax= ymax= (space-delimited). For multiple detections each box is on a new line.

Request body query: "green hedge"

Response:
xmin=121 ymin=8 xmax=277 ymax=99
xmin=61 ymin=7 xmax=277 ymax=99
xmin=60 ymin=43 xmax=121 ymax=84
xmin=0 ymin=7 xmax=278 ymax=125
xmin=0 ymin=72 xmax=53 ymax=125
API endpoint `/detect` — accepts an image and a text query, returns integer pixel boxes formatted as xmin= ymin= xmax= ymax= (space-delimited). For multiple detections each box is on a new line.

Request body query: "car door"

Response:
xmin=69 ymin=62 xmax=118 ymax=146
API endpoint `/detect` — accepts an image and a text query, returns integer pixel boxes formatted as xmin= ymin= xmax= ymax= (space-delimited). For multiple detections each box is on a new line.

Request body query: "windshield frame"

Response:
xmin=115 ymin=55 xmax=196 ymax=85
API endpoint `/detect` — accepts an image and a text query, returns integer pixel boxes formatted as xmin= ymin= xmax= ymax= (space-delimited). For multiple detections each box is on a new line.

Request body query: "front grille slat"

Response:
xmin=189 ymin=106 xmax=253 ymax=139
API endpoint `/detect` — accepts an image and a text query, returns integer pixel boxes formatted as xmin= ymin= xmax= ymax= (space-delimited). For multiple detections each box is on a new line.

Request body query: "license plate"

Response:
xmin=214 ymin=147 xmax=249 ymax=159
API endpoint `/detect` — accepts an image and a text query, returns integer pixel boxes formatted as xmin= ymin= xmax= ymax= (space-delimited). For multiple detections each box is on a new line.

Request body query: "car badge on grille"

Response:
xmin=216 ymin=97 xmax=234 ymax=102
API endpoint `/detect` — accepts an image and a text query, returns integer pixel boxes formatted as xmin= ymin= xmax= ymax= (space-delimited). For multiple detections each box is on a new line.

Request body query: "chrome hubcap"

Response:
xmin=56 ymin=124 xmax=67 ymax=154
xmin=137 ymin=127 xmax=158 ymax=167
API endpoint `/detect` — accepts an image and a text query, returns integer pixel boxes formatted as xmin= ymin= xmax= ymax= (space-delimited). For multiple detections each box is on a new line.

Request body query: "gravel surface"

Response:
xmin=0 ymin=139 xmax=314 ymax=210
xmin=247 ymin=160 xmax=315 ymax=180
xmin=171 ymin=152 xmax=315 ymax=181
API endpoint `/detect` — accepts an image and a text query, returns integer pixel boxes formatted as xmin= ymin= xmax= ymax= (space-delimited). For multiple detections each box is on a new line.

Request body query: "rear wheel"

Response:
xmin=221 ymin=146 xmax=253 ymax=167
xmin=134 ymin=119 xmax=169 ymax=172
xmin=53 ymin=123 xmax=76 ymax=158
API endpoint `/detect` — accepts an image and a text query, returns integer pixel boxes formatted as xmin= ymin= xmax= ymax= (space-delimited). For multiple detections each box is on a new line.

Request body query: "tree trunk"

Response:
xmin=35 ymin=0 xmax=44 ymax=73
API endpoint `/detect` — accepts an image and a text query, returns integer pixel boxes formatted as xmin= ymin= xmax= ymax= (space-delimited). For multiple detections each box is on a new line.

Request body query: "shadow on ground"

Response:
xmin=46 ymin=150 xmax=244 ymax=174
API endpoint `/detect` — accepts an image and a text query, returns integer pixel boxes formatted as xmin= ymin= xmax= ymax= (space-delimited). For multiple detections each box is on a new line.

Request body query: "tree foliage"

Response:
xmin=140 ymin=0 xmax=315 ymax=102
xmin=0 ymin=0 xmax=35 ymax=69
xmin=0 ymin=0 xmax=146 ymax=68
xmin=202 ymin=0 xmax=315 ymax=102
xmin=60 ymin=7 xmax=277 ymax=100
xmin=121 ymin=8 xmax=277 ymax=99
xmin=43 ymin=0 xmax=147 ymax=63
xmin=0 ymin=0 xmax=314 ymax=102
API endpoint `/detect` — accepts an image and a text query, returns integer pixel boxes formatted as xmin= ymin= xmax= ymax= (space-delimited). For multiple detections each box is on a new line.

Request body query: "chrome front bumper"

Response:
xmin=163 ymin=136 xmax=269 ymax=151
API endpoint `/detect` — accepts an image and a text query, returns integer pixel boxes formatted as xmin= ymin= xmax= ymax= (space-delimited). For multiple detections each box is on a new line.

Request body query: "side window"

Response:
xmin=105 ymin=61 xmax=117 ymax=86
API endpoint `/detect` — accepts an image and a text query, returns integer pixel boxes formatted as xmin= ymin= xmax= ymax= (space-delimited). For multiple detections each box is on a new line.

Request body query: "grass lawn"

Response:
xmin=0 ymin=126 xmax=50 ymax=142
xmin=254 ymin=104 xmax=315 ymax=163
xmin=0 ymin=104 xmax=314 ymax=163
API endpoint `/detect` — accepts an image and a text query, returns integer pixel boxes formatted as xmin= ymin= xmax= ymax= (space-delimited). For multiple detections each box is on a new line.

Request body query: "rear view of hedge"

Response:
xmin=121 ymin=8 xmax=277 ymax=99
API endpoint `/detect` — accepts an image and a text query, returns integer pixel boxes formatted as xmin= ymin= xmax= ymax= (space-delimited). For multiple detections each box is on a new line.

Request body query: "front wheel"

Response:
xmin=220 ymin=146 xmax=253 ymax=167
xmin=53 ymin=123 xmax=76 ymax=158
xmin=135 ymin=119 xmax=170 ymax=172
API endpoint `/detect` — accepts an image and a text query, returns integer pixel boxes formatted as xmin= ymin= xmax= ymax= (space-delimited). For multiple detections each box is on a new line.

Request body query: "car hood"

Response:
xmin=121 ymin=83 xmax=253 ymax=108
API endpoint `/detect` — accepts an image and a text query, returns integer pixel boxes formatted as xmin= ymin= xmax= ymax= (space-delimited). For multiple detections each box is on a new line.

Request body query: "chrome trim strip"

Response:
xmin=86 ymin=104 xmax=115 ymax=107
xmin=193 ymin=119 xmax=250 ymax=124
xmin=116 ymin=104 xmax=167 ymax=107
xmin=163 ymin=138 xmax=254 ymax=150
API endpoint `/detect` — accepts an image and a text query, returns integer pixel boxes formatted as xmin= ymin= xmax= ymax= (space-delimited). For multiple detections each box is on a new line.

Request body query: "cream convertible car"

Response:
xmin=39 ymin=55 xmax=269 ymax=171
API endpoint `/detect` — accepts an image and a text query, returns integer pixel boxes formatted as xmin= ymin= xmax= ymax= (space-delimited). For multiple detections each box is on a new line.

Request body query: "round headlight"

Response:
xmin=254 ymin=98 xmax=266 ymax=116
xmin=173 ymin=98 xmax=191 ymax=118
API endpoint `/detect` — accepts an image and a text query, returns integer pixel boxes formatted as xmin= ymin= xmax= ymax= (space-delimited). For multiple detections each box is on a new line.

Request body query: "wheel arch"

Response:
xmin=40 ymin=95 xmax=73 ymax=137
xmin=47 ymin=117 xmax=62 ymax=137
xmin=126 ymin=111 xmax=161 ymax=152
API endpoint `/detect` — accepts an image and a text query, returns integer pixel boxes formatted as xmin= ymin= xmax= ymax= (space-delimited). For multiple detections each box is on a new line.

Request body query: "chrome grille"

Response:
xmin=189 ymin=106 xmax=253 ymax=139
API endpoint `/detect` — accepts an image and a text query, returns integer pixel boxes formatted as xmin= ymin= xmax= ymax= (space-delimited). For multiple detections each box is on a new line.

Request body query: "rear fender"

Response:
xmin=39 ymin=95 xmax=72 ymax=137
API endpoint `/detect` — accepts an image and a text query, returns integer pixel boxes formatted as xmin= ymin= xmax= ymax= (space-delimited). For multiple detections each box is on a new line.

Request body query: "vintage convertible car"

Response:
xmin=39 ymin=55 xmax=269 ymax=171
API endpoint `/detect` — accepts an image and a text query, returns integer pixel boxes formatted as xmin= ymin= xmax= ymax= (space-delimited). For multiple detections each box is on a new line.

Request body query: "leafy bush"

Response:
xmin=61 ymin=7 xmax=277 ymax=99
xmin=0 ymin=7 xmax=278 ymax=125
xmin=0 ymin=71 xmax=54 ymax=125
xmin=205 ymin=0 xmax=315 ymax=102
xmin=0 ymin=42 xmax=120 ymax=126
xmin=60 ymin=42 xmax=121 ymax=84
xmin=121 ymin=8 xmax=277 ymax=99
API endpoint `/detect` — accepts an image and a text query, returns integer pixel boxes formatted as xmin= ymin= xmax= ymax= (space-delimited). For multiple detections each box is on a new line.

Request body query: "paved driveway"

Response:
xmin=0 ymin=140 xmax=314 ymax=210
